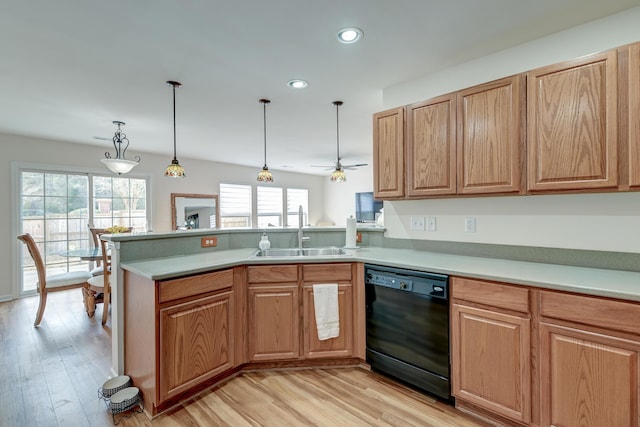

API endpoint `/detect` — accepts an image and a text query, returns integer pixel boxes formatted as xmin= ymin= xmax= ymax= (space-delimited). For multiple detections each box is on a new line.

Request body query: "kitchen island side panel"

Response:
xmin=124 ymin=270 xmax=158 ymax=415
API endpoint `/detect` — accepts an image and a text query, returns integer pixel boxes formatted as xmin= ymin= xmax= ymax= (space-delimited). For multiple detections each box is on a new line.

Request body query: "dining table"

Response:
xmin=59 ymin=247 xmax=103 ymax=261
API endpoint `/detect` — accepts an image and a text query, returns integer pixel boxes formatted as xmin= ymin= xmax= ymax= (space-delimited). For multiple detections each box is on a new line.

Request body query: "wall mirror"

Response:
xmin=171 ymin=193 xmax=220 ymax=230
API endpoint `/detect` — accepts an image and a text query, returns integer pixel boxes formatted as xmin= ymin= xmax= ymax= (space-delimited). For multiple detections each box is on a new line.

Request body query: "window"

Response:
xmin=257 ymin=186 xmax=283 ymax=227
xmin=219 ymin=183 xmax=252 ymax=228
xmin=220 ymin=184 xmax=309 ymax=229
xmin=287 ymin=188 xmax=309 ymax=227
xmin=93 ymin=175 xmax=147 ymax=230
xmin=18 ymin=169 xmax=149 ymax=294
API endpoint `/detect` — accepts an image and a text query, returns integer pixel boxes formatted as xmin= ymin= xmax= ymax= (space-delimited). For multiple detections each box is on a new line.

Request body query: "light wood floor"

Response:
xmin=0 ymin=290 xmax=489 ymax=427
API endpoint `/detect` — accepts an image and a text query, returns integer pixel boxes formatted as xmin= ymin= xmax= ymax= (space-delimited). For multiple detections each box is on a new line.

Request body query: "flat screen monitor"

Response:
xmin=355 ymin=192 xmax=383 ymax=223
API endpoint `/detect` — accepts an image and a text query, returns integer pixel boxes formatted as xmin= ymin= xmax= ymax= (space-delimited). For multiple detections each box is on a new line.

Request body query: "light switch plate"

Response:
xmin=426 ymin=217 xmax=436 ymax=231
xmin=410 ymin=216 xmax=426 ymax=231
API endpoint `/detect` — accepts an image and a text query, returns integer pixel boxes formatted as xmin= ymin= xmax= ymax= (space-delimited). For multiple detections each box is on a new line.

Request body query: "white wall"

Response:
xmin=3 ymin=132 xmax=325 ymax=300
xmin=381 ymin=6 xmax=640 ymax=254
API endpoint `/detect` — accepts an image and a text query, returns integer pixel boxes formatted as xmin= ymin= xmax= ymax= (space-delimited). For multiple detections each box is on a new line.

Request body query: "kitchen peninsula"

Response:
xmin=106 ymin=228 xmax=640 ymax=425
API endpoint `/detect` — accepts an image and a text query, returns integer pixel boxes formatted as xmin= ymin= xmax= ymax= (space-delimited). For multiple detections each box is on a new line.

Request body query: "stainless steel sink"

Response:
xmin=256 ymin=248 xmax=303 ymax=257
xmin=301 ymin=247 xmax=347 ymax=256
xmin=252 ymin=247 xmax=348 ymax=258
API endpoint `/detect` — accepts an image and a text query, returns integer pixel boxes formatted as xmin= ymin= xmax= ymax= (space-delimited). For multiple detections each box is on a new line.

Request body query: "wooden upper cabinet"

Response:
xmin=622 ymin=42 xmax=640 ymax=188
xmin=527 ymin=50 xmax=618 ymax=192
xmin=406 ymin=94 xmax=457 ymax=196
xmin=373 ymin=107 xmax=405 ymax=199
xmin=457 ymin=75 xmax=525 ymax=195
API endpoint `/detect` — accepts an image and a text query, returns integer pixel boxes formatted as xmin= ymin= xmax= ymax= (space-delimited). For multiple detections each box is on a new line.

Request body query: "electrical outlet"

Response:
xmin=426 ymin=217 xmax=436 ymax=231
xmin=410 ymin=216 xmax=425 ymax=231
xmin=201 ymin=236 xmax=218 ymax=247
xmin=464 ymin=217 xmax=476 ymax=233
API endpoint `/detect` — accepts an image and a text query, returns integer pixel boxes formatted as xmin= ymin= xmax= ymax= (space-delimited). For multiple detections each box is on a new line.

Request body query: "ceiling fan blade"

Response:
xmin=342 ymin=163 xmax=369 ymax=170
xmin=310 ymin=165 xmax=335 ymax=170
xmin=93 ymin=136 xmax=112 ymax=141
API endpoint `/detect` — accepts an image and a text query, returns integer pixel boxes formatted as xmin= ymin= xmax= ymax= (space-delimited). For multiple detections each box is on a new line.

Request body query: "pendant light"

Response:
xmin=257 ymin=98 xmax=274 ymax=182
xmin=164 ymin=80 xmax=186 ymax=178
xmin=101 ymin=121 xmax=141 ymax=175
xmin=330 ymin=101 xmax=347 ymax=182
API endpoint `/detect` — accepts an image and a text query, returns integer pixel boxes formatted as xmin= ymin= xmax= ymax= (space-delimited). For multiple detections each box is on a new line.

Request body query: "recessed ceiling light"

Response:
xmin=287 ymin=79 xmax=309 ymax=89
xmin=337 ymin=27 xmax=363 ymax=44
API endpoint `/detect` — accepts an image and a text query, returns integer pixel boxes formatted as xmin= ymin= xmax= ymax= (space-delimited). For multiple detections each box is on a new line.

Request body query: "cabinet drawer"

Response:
xmin=540 ymin=290 xmax=640 ymax=336
xmin=159 ymin=269 xmax=233 ymax=303
xmin=302 ymin=263 xmax=351 ymax=282
xmin=452 ymin=277 xmax=529 ymax=313
xmin=247 ymin=265 xmax=298 ymax=283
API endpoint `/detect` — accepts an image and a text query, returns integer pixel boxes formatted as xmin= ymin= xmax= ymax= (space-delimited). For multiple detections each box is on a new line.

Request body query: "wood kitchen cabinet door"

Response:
xmin=302 ymin=283 xmax=353 ymax=359
xmin=451 ymin=303 xmax=531 ymax=424
xmin=406 ymin=94 xmax=457 ymax=196
xmin=159 ymin=290 xmax=234 ymax=402
xmin=457 ymin=75 xmax=525 ymax=195
xmin=373 ymin=107 xmax=405 ymax=199
xmin=539 ymin=322 xmax=639 ymax=427
xmin=623 ymin=42 xmax=640 ymax=188
xmin=528 ymin=50 xmax=618 ymax=192
xmin=248 ymin=284 xmax=300 ymax=361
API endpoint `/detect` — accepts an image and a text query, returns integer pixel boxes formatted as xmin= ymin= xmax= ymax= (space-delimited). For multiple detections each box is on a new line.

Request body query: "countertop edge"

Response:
xmin=119 ymin=247 xmax=640 ymax=302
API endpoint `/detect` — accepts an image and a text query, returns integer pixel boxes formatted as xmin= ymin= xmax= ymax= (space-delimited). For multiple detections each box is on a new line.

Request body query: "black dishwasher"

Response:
xmin=365 ymin=264 xmax=451 ymax=401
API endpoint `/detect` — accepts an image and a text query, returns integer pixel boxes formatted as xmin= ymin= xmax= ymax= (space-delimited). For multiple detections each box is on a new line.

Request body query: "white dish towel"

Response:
xmin=313 ymin=283 xmax=340 ymax=340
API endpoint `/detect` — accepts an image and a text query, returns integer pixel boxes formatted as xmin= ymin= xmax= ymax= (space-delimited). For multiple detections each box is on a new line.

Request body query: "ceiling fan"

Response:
xmin=311 ymin=101 xmax=368 ymax=181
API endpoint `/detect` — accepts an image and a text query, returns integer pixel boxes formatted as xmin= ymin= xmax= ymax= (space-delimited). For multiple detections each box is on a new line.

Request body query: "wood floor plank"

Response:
xmin=1 ymin=290 xmax=489 ymax=427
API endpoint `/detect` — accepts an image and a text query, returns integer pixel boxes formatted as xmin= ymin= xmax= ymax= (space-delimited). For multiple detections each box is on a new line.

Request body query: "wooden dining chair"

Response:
xmin=18 ymin=233 xmax=92 ymax=327
xmin=85 ymin=235 xmax=111 ymax=325
xmin=88 ymin=225 xmax=131 ymax=276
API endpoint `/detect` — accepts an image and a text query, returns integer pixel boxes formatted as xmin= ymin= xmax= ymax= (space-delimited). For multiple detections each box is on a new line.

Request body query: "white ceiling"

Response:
xmin=2 ymin=0 xmax=639 ymax=175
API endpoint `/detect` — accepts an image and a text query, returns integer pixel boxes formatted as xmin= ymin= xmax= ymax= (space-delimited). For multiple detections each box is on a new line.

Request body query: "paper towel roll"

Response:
xmin=345 ymin=216 xmax=357 ymax=248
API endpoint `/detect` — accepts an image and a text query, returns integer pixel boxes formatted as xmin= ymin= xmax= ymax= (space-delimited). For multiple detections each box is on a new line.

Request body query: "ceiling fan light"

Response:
xmin=330 ymin=168 xmax=346 ymax=182
xmin=165 ymin=159 xmax=186 ymax=178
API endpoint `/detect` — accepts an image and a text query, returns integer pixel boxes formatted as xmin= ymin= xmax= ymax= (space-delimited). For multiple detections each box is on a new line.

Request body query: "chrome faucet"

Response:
xmin=297 ymin=205 xmax=309 ymax=248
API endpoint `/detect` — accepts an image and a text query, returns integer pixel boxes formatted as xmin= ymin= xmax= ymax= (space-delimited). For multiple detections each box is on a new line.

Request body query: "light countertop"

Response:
xmin=120 ymin=246 xmax=640 ymax=302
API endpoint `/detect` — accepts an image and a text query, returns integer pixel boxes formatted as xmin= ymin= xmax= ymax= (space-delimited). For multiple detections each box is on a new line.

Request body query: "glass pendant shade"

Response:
xmin=102 ymin=121 xmax=140 ymax=175
xmin=257 ymin=165 xmax=273 ymax=182
xmin=102 ymin=158 xmax=139 ymax=175
xmin=331 ymin=167 xmax=347 ymax=182
xmin=166 ymin=81 xmax=185 ymax=178
xmin=164 ymin=159 xmax=186 ymax=177
xmin=257 ymin=99 xmax=273 ymax=182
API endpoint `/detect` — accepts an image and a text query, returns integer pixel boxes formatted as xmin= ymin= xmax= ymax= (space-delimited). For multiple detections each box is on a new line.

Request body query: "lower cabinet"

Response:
xmin=539 ymin=290 xmax=640 ymax=427
xmin=246 ymin=263 xmax=357 ymax=362
xmin=159 ymin=290 xmax=234 ymax=402
xmin=451 ymin=277 xmax=531 ymax=424
xmin=302 ymin=283 xmax=353 ymax=358
xmin=451 ymin=277 xmax=640 ymax=427
xmin=248 ymin=283 xmax=300 ymax=361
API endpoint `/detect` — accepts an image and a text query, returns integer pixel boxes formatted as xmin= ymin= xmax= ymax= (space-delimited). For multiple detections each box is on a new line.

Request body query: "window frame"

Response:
xmin=11 ymin=161 xmax=153 ymax=297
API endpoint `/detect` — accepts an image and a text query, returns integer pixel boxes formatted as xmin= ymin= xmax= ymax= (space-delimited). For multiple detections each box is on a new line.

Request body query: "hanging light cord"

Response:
xmin=259 ymin=99 xmax=271 ymax=168
xmin=172 ymin=83 xmax=177 ymax=161
xmin=263 ymin=100 xmax=267 ymax=166
xmin=333 ymin=101 xmax=343 ymax=167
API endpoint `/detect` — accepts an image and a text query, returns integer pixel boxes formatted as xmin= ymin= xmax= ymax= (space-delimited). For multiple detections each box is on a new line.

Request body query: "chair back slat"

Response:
xmin=17 ymin=233 xmax=46 ymax=292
